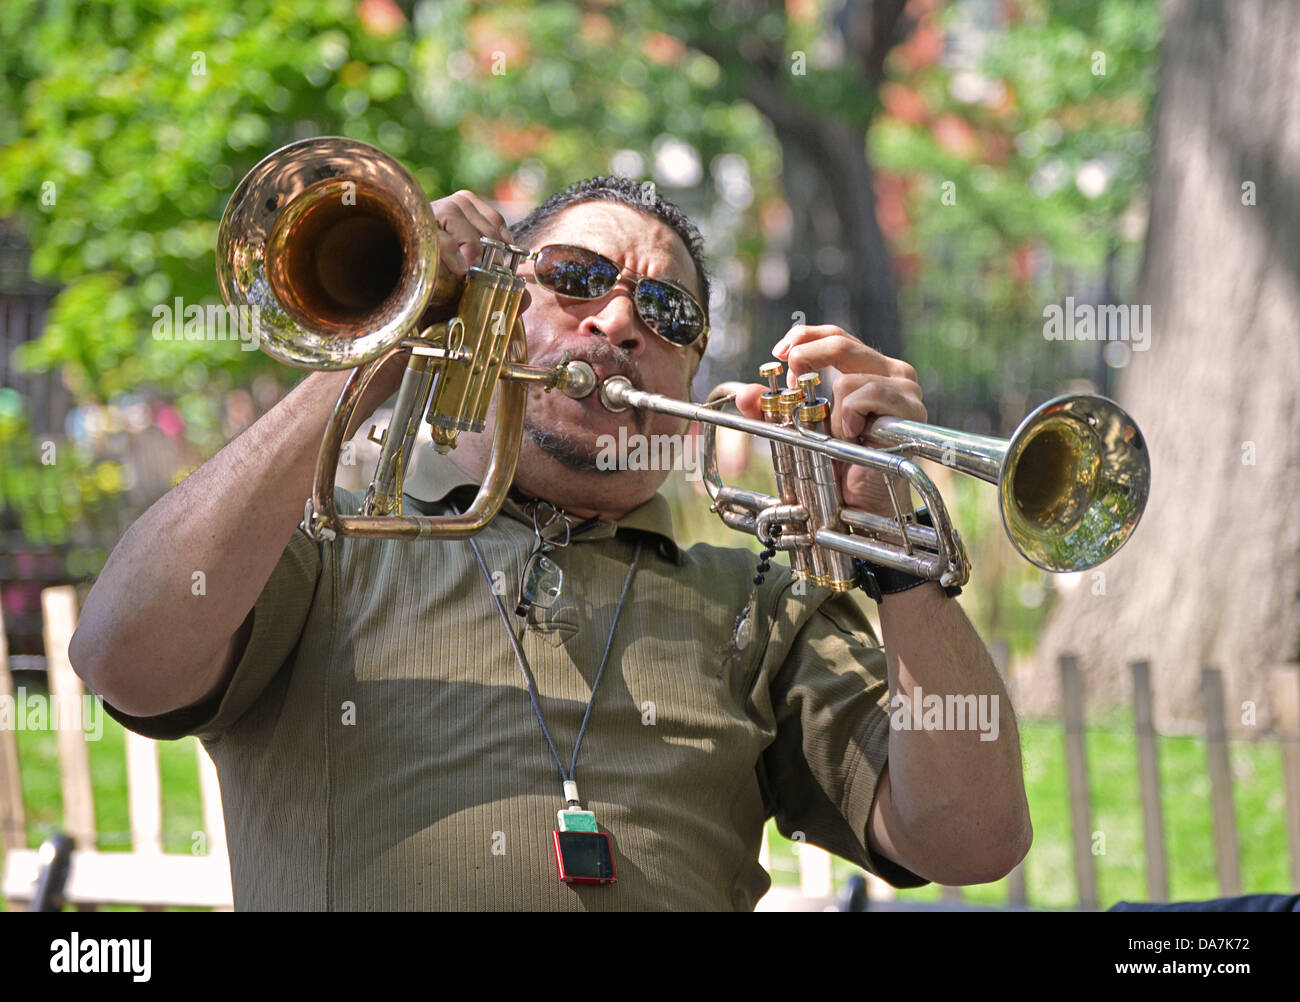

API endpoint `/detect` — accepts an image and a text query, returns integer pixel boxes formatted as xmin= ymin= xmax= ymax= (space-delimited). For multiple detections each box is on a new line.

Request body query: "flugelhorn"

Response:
xmin=216 ymin=137 xmax=595 ymax=540
xmin=591 ymin=366 xmax=1149 ymax=591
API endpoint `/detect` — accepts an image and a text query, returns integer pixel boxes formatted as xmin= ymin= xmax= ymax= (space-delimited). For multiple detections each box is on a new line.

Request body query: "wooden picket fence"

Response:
xmin=1045 ymin=655 xmax=1300 ymax=910
xmin=2 ymin=585 xmax=1298 ymax=910
xmin=755 ymin=654 xmax=1300 ymax=911
xmin=0 ymin=586 xmax=233 ymax=910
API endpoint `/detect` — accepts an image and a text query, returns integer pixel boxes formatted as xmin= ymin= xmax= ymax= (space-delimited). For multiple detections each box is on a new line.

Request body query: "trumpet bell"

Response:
xmin=216 ymin=136 xmax=442 ymax=369
xmin=1000 ymin=394 xmax=1149 ymax=573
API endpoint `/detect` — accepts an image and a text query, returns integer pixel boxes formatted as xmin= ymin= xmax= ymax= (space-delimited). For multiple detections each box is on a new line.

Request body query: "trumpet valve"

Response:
xmin=796 ymin=371 xmax=820 ymax=402
xmin=758 ymin=362 xmax=784 ymax=418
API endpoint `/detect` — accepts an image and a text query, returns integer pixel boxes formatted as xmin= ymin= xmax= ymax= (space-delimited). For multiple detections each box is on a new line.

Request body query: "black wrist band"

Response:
xmin=851 ymin=507 xmax=962 ymax=601
xmin=853 ymin=558 xmax=961 ymax=600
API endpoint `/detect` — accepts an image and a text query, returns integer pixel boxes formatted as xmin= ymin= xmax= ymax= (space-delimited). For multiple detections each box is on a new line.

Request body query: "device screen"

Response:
xmin=554 ymin=830 xmax=616 ymax=883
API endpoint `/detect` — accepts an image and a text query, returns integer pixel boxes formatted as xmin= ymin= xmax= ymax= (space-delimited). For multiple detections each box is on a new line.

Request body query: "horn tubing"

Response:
xmin=865 ymin=418 xmax=1005 ymax=482
xmin=311 ymin=320 xmax=529 ymax=539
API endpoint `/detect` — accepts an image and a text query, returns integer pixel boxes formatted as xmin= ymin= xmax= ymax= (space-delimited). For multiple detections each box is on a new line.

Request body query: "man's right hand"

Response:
xmin=431 ymin=189 xmax=515 ymax=278
xmin=352 ymin=190 xmax=516 ymax=424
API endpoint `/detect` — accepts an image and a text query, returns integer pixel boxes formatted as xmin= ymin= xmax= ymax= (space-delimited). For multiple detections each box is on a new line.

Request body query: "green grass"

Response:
xmin=765 ymin=709 xmax=1293 ymax=909
xmin=6 ymin=703 xmax=1292 ymax=911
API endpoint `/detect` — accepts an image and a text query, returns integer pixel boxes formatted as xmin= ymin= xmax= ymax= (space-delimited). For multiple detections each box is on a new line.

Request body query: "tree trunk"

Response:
xmin=693 ymin=0 xmax=908 ymax=364
xmin=1030 ymin=0 xmax=1300 ymax=731
xmin=776 ymin=115 xmax=902 ymax=359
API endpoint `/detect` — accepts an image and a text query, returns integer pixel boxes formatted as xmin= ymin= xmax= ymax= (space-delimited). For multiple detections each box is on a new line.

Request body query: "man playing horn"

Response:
xmin=71 ymin=178 xmax=1031 ymax=910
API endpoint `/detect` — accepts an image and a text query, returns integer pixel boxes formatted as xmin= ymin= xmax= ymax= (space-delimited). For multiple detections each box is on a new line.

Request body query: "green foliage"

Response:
xmin=0 ymin=0 xmax=442 ymax=411
xmin=407 ymin=0 xmax=780 ymax=203
xmin=0 ymin=387 xmax=125 ymax=548
xmin=869 ymin=0 xmax=1161 ymax=425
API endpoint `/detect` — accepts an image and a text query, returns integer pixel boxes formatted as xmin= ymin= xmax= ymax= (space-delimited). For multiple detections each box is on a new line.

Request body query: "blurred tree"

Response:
xmin=0 ymin=0 xmax=450 ymax=408
xmin=678 ymin=0 xmax=912 ymax=360
xmin=408 ymin=0 xmax=913 ymax=361
xmin=1035 ymin=0 xmax=1300 ymax=728
xmin=855 ymin=0 xmax=1161 ymax=653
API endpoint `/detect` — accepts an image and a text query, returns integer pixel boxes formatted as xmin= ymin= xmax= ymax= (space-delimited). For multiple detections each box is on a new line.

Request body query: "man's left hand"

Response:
xmin=734 ymin=324 xmax=927 ymax=517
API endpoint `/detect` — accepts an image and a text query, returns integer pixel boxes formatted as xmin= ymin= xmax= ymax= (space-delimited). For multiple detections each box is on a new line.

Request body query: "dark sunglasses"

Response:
xmin=525 ymin=244 xmax=709 ymax=350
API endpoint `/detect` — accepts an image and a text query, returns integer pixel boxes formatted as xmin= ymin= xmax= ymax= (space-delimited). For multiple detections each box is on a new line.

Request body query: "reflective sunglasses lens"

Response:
xmin=635 ymin=280 xmax=705 ymax=346
xmin=535 ymin=246 xmax=619 ymax=299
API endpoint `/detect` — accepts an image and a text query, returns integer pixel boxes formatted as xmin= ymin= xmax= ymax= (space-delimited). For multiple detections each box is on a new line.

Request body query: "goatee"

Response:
xmin=524 ymin=417 xmax=612 ymax=473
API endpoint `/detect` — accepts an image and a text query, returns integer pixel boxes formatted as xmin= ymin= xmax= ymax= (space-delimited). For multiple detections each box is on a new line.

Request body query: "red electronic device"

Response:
xmin=552 ymin=830 xmax=617 ymax=885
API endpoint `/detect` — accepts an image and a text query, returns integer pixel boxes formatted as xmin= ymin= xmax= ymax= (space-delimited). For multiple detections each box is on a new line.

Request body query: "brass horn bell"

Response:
xmin=216 ymin=137 xmax=595 ymax=540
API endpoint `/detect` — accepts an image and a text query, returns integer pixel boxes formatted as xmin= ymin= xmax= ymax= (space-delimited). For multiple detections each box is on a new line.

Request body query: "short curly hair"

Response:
xmin=509 ymin=176 xmax=711 ymax=332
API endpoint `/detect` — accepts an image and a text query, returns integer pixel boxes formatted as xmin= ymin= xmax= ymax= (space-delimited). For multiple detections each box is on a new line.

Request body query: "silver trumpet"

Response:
xmin=593 ymin=364 xmax=1150 ymax=592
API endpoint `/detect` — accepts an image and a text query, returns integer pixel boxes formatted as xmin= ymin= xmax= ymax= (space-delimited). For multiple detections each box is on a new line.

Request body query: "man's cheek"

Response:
xmin=646 ymin=410 xmax=688 ymax=438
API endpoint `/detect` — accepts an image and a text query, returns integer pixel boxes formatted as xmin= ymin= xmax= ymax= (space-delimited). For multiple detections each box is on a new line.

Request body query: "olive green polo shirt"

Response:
xmin=104 ymin=447 xmax=927 ymax=910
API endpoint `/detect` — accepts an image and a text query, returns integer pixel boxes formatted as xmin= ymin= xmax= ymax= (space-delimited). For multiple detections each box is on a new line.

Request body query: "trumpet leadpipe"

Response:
xmin=597 ymin=377 xmax=936 ymax=480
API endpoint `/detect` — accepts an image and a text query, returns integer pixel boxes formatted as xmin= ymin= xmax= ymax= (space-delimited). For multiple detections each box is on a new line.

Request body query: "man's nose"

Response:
xmin=580 ymin=287 xmax=646 ymax=355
